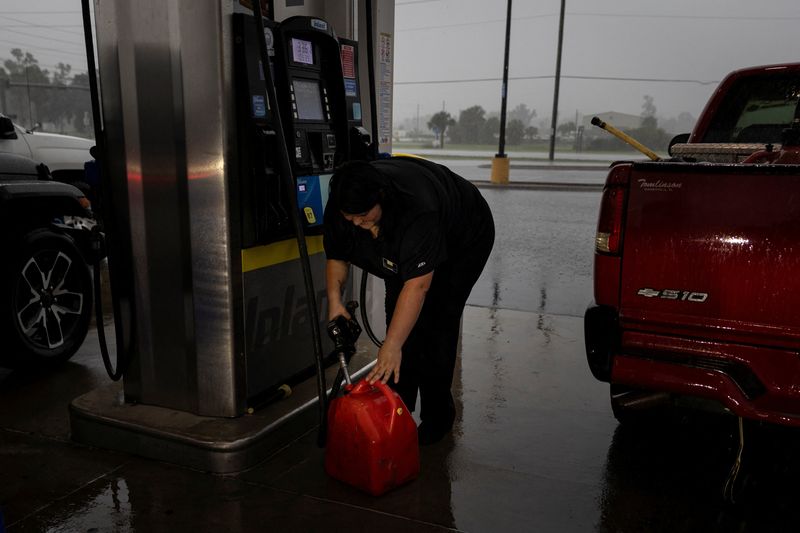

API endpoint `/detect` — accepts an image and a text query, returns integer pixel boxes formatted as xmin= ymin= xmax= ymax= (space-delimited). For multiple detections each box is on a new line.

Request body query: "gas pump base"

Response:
xmin=69 ymin=349 xmax=376 ymax=474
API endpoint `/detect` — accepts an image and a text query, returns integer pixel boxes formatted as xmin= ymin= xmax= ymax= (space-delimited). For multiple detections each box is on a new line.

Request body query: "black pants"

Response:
xmin=385 ymin=209 xmax=494 ymax=425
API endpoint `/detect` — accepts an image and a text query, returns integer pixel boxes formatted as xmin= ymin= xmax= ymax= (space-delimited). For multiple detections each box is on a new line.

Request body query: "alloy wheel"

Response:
xmin=15 ymin=250 xmax=85 ymax=350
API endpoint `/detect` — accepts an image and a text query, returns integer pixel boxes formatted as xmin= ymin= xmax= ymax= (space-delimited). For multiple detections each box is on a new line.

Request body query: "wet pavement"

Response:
xmin=3 ymin=183 xmax=800 ymax=531
xmin=433 ymin=157 xmax=610 ymax=186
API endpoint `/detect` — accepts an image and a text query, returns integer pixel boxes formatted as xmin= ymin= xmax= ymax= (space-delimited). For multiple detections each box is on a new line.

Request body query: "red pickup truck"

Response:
xmin=585 ymin=62 xmax=800 ymax=425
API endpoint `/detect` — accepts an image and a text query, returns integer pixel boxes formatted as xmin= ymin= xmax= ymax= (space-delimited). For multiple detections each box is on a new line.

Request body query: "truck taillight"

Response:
xmin=596 ymin=165 xmax=630 ymax=255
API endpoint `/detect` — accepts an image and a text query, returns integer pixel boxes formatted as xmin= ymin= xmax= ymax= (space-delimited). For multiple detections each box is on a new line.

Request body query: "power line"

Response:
xmin=0 ymin=24 xmax=83 ymax=28
xmin=571 ymin=11 xmax=800 ymax=21
xmin=0 ymin=11 xmax=81 ymax=15
xmin=396 ymin=74 xmax=720 ymax=86
xmin=36 ymin=63 xmax=88 ymax=72
xmin=1 ymin=27 xmax=85 ymax=48
xmin=0 ymin=39 xmax=87 ymax=59
xmin=398 ymin=14 xmax=553 ymax=32
xmin=2 ymin=60 xmax=90 ymax=72
xmin=396 ymin=10 xmax=800 ymax=32
xmin=567 ymin=74 xmax=719 ymax=85
xmin=3 ymin=79 xmax=90 ymax=89
xmin=0 ymin=15 xmax=84 ymax=37
xmin=396 ymin=0 xmax=441 ymax=5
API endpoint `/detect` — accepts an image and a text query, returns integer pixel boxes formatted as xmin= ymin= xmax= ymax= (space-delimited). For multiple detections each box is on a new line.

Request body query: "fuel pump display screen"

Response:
xmin=291 ymin=38 xmax=314 ymax=65
xmin=293 ymin=79 xmax=324 ymax=121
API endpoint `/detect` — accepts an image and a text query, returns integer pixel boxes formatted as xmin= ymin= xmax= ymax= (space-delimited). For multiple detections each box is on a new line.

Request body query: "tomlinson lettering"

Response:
xmin=638 ymin=179 xmax=682 ymax=191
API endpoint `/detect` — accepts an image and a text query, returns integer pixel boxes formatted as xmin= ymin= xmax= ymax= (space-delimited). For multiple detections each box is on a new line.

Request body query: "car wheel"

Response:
xmin=1 ymin=229 xmax=92 ymax=368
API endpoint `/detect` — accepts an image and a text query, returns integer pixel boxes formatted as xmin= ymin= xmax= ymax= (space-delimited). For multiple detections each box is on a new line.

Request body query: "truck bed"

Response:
xmin=599 ymin=161 xmax=800 ymax=422
xmin=621 ymin=161 xmax=800 ymax=348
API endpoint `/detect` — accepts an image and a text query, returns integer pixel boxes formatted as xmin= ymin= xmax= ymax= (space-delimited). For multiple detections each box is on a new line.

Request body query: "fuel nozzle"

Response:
xmin=326 ymin=301 xmax=362 ymax=385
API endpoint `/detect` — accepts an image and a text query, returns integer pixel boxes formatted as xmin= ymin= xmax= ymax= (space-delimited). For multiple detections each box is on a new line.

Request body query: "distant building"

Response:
xmin=584 ymin=112 xmax=642 ymax=130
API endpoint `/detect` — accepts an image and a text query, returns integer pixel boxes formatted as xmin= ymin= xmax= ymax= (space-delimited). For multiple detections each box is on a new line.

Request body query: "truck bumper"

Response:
xmin=585 ymin=304 xmax=800 ymax=427
xmin=611 ymin=353 xmax=800 ymax=427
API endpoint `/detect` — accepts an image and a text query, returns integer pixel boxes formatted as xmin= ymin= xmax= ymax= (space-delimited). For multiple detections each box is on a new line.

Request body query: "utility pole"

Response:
xmin=491 ymin=0 xmax=512 ymax=184
xmin=26 ymin=67 xmax=33 ymax=128
xmin=0 ymin=78 xmax=7 ymax=115
xmin=548 ymin=0 xmax=566 ymax=161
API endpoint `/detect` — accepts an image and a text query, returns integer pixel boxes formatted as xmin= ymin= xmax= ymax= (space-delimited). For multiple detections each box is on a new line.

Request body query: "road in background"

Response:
xmin=422 ymin=153 xmax=613 ymax=186
xmin=418 ymin=156 xmax=604 ymax=317
xmin=470 ymin=187 xmax=599 ymax=317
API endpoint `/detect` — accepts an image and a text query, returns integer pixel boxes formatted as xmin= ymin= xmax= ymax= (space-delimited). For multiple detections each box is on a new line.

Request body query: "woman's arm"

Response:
xmin=367 ymin=271 xmax=433 ymax=384
xmin=326 ymin=259 xmax=351 ymax=320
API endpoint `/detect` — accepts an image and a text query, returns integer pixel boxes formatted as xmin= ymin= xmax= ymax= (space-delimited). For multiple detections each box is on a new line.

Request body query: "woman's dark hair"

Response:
xmin=330 ymin=160 xmax=386 ymax=214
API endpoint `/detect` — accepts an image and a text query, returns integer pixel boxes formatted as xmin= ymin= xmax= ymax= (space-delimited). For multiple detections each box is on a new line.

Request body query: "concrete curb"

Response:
xmin=471 ymin=180 xmax=603 ymax=191
xmin=476 ymin=163 xmax=610 ymax=171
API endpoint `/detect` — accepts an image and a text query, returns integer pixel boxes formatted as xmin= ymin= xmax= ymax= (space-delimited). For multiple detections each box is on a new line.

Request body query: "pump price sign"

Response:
xmin=341 ymin=44 xmax=356 ymax=79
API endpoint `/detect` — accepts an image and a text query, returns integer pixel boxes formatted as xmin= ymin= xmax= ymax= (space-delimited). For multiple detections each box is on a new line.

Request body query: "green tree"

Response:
xmin=524 ymin=126 xmax=539 ymax=141
xmin=557 ymin=121 xmax=576 ymax=138
xmin=641 ymin=94 xmax=657 ymax=129
xmin=506 ymin=119 xmax=525 ymax=145
xmin=508 ymin=103 xmax=536 ymax=127
xmin=69 ymin=73 xmax=93 ymax=135
xmin=450 ymin=105 xmax=486 ymax=144
xmin=589 ymin=96 xmax=671 ymax=153
xmin=629 ymin=94 xmax=667 ymax=150
xmin=0 ymin=49 xmax=91 ymax=136
xmin=482 ymin=116 xmax=500 ymax=144
xmin=46 ymin=63 xmax=72 ymax=132
xmin=427 ymin=110 xmax=455 ymax=148
xmin=3 ymin=48 xmax=49 ymax=81
xmin=3 ymin=49 xmax=50 ymax=127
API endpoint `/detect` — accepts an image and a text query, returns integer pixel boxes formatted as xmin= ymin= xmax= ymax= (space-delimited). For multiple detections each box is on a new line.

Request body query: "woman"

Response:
xmin=324 ymin=156 xmax=494 ymax=445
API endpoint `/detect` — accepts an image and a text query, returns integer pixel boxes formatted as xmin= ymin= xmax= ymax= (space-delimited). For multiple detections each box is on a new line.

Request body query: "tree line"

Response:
xmin=422 ymin=96 xmax=683 ymax=152
xmin=427 ymin=103 xmax=539 ymax=148
xmin=0 ymin=49 xmax=93 ymax=137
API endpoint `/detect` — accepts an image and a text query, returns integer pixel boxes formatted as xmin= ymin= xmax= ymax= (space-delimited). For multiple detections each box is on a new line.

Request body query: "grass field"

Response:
xmin=392 ymin=140 xmax=647 ymax=163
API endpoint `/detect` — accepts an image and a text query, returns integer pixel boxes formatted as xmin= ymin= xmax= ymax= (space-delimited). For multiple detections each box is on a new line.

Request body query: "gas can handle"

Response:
xmin=351 ymin=380 xmax=404 ymax=433
xmin=373 ymin=381 xmax=402 ymax=433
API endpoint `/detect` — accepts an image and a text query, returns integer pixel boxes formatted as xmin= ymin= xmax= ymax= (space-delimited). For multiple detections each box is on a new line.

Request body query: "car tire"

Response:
xmin=1 ymin=229 xmax=92 ymax=368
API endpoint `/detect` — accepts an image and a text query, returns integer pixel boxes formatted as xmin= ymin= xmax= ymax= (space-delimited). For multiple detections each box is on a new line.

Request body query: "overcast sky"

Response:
xmin=0 ymin=0 xmax=87 ymax=74
xmin=394 ymin=0 xmax=800 ymax=126
xmin=2 ymin=0 xmax=799 ymax=128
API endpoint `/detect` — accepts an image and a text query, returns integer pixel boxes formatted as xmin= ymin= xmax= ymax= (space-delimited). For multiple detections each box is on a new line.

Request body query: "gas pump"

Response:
xmin=274 ymin=18 xmax=347 ymax=180
xmin=70 ymin=0 xmax=391 ymax=473
xmin=232 ymin=12 xmax=369 ymax=404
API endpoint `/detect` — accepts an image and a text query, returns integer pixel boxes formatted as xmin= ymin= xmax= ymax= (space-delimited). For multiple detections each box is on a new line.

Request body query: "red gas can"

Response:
xmin=325 ymin=380 xmax=419 ymax=496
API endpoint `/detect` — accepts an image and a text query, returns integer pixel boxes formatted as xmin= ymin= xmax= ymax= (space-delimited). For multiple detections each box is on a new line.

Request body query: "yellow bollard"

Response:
xmin=491 ymin=155 xmax=510 ymax=184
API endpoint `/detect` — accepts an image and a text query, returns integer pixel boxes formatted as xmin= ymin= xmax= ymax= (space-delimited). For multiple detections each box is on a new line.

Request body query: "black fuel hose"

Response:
xmin=359 ymin=0 xmax=384 ymax=347
xmin=81 ymin=0 xmax=131 ymax=380
xmin=359 ymin=269 xmax=383 ymax=348
xmin=92 ymin=251 xmax=124 ymax=380
xmin=250 ymin=2 xmax=329 ymax=447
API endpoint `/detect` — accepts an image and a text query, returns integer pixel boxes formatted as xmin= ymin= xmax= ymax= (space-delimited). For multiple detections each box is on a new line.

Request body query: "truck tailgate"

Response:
xmin=620 ymin=162 xmax=800 ymax=348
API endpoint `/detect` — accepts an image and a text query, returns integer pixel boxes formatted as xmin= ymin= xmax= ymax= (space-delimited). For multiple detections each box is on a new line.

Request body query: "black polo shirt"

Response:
xmin=323 ymin=157 xmax=491 ymax=282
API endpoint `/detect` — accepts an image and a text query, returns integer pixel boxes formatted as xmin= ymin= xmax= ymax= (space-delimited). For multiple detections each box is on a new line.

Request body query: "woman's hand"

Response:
xmin=367 ymin=341 xmax=402 ymax=384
